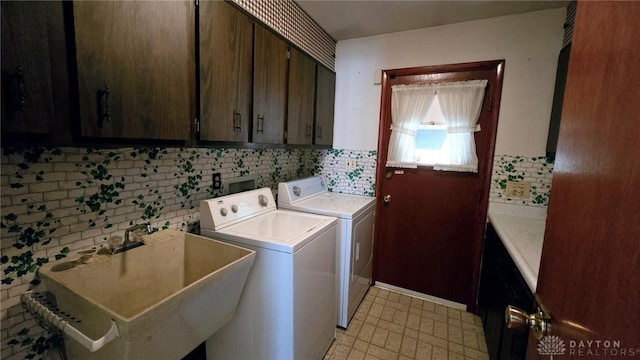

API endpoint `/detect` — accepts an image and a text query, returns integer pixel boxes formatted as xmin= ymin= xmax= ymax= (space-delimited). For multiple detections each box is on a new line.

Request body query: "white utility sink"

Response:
xmin=36 ymin=229 xmax=255 ymax=360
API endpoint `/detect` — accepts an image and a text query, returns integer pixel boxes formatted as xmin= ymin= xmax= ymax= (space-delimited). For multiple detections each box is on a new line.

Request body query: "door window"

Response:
xmin=387 ymin=80 xmax=487 ymax=172
xmin=415 ymin=96 xmax=448 ymax=165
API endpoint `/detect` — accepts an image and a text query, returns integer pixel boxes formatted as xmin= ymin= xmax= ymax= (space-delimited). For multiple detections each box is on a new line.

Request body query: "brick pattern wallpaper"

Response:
xmin=318 ymin=149 xmax=378 ymax=197
xmin=0 ymin=146 xmax=319 ymax=359
xmin=490 ymin=155 xmax=554 ymax=207
xmin=0 ymin=147 xmax=552 ymax=358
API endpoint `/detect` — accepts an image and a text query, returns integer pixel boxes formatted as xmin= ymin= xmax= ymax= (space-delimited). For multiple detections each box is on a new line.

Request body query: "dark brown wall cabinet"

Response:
xmin=287 ymin=48 xmax=316 ymax=145
xmin=546 ymin=44 xmax=571 ymax=160
xmin=2 ymin=1 xmax=334 ymax=147
xmin=199 ymin=1 xmax=252 ymax=142
xmin=314 ymin=66 xmax=336 ymax=146
xmin=253 ymin=24 xmax=288 ymax=144
xmin=478 ymin=224 xmax=534 ymax=360
xmin=1 ymin=1 xmax=62 ymax=136
xmin=73 ymin=1 xmax=193 ymax=141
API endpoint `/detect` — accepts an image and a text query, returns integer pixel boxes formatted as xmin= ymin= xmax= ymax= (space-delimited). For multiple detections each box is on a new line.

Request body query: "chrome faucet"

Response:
xmin=124 ymin=223 xmax=151 ymax=246
xmin=107 ymin=223 xmax=151 ymax=254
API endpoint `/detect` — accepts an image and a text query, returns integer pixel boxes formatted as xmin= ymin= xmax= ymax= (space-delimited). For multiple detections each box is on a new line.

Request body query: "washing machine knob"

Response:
xmin=258 ymin=194 xmax=268 ymax=207
xmin=231 ymin=205 xmax=239 ymax=213
xmin=220 ymin=208 xmax=228 ymax=216
xmin=293 ymin=186 xmax=301 ymax=197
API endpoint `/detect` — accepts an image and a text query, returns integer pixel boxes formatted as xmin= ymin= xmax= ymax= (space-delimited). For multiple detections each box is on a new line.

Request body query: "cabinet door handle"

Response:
xmin=306 ymin=125 xmax=312 ymax=137
xmin=257 ymin=115 xmax=264 ymax=134
xmin=317 ymin=126 xmax=323 ymax=138
xmin=16 ymin=66 xmax=26 ymax=112
xmin=233 ymin=112 xmax=242 ymax=132
xmin=4 ymin=66 xmax=26 ymax=113
xmin=97 ymin=85 xmax=111 ymax=127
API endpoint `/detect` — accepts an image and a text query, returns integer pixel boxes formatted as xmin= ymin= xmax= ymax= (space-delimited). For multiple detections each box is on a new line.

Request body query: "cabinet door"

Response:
xmin=479 ymin=224 xmax=533 ymax=360
xmin=73 ymin=1 xmax=192 ymax=140
xmin=253 ymin=25 xmax=287 ymax=144
xmin=286 ymin=47 xmax=316 ymax=145
xmin=199 ymin=1 xmax=252 ymax=142
xmin=314 ymin=66 xmax=335 ymax=146
xmin=1 ymin=1 xmax=58 ymax=135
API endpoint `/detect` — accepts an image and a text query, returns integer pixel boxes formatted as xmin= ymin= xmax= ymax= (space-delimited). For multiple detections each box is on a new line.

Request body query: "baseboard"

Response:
xmin=373 ymin=282 xmax=467 ymax=311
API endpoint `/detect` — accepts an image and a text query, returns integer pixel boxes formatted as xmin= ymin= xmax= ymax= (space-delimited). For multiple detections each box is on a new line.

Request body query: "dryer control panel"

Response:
xmin=200 ymin=188 xmax=276 ymax=230
xmin=278 ymin=176 xmax=327 ymax=205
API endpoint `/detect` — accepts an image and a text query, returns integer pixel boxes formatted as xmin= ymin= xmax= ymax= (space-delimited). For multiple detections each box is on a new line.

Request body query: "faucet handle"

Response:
xmin=125 ymin=223 xmax=153 ymax=244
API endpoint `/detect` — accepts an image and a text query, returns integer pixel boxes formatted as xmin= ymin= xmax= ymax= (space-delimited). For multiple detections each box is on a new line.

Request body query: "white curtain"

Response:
xmin=386 ymin=84 xmax=437 ymax=168
xmin=434 ymin=80 xmax=488 ymax=172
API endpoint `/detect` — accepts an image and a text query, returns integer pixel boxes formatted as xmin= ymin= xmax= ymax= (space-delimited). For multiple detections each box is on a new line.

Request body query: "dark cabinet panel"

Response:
xmin=73 ymin=1 xmax=193 ymax=141
xmin=252 ymin=25 xmax=287 ymax=144
xmin=546 ymin=44 xmax=571 ymax=160
xmin=199 ymin=1 xmax=252 ymax=142
xmin=1 ymin=1 xmax=60 ymax=135
xmin=287 ymin=47 xmax=316 ymax=145
xmin=478 ymin=224 xmax=534 ymax=360
xmin=314 ymin=66 xmax=335 ymax=146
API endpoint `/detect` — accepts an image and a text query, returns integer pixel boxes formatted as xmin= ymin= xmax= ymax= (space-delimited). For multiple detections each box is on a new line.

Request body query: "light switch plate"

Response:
xmin=505 ymin=181 xmax=531 ymax=198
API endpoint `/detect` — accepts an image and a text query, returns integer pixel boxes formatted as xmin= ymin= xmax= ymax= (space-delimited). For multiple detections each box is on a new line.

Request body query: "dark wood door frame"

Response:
xmin=374 ymin=60 xmax=505 ymax=311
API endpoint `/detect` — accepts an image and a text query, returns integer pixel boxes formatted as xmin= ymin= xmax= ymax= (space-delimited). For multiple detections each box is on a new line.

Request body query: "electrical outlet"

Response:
xmin=212 ymin=173 xmax=222 ymax=190
xmin=505 ymin=181 xmax=531 ymax=198
xmin=345 ymin=159 xmax=357 ymax=170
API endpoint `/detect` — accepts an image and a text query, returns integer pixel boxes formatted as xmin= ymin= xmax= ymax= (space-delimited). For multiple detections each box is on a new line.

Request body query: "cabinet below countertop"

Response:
xmin=479 ymin=203 xmax=546 ymax=360
xmin=487 ymin=203 xmax=546 ymax=292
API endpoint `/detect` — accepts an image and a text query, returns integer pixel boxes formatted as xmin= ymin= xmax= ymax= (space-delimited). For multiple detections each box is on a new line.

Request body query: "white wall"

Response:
xmin=333 ymin=8 xmax=566 ymax=156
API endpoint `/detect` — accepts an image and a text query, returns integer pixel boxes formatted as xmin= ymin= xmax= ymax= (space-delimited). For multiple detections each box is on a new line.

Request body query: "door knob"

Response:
xmin=383 ymin=194 xmax=391 ymax=203
xmin=505 ymin=305 xmax=549 ymax=340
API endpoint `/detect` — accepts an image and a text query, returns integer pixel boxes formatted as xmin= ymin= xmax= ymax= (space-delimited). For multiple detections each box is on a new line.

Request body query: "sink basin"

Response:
xmin=37 ymin=229 xmax=255 ymax=360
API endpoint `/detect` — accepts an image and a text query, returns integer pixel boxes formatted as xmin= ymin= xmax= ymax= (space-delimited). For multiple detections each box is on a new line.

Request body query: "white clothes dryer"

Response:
xmin=200 ymin=188 xmax=337 ymax=360
xmin=278 ymin=176 xmax=376 ymax=328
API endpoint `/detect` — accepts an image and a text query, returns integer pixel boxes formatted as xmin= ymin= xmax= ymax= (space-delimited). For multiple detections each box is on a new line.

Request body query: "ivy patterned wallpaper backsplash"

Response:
xmin=490 ymin=154 xmax=554 ymax=207
xmin=0 ymin=146 xmax=377 ymax=359
xmin=0 ymin=147 xmax=546 ymax=359
xmin=319 ymin=149 xmax=377 ymax=197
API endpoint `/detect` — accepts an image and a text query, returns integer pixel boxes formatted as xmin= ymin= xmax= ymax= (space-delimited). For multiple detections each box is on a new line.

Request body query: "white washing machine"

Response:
xmin=278 ymin=176 xmax=376 ymax=328
xmin=200 ymin=188 xmax=337 ymax=360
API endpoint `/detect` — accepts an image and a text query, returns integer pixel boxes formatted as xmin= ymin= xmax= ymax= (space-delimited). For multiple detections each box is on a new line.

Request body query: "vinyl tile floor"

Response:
xmin=323 ymin=286 xmax=490 ymax=360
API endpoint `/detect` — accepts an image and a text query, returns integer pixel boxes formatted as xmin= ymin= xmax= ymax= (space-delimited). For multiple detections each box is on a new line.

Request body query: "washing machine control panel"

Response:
xmin=200 ymin=188 xmax=276 ymax=230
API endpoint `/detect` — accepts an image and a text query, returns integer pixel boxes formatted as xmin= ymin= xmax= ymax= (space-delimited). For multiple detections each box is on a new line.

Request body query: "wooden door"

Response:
xmin=525 ymin=2 xmax=640 ymax=358
xmin=374 ymin=61 xmax=504 ymax=309
xmin=1 ymin=1 xmax=58 ymax=135
xmin=253 ymin=24 xmax=287 ymax=144
xmin=315 ymin=66 xmax=336 ymax=146
xmin=199 ymin=1 xmax=252 ymax=142
xmin=287 ymin=47 xmax=316 ymax=145
xmin=74 ymin=1 xmax=193 ymax=141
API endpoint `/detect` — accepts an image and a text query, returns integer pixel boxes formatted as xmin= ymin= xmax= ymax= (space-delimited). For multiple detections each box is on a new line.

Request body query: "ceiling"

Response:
xmin=295 ymin=1 xmax=568 ymax=41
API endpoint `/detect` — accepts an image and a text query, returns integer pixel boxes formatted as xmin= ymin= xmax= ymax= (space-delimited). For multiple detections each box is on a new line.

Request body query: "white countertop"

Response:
xmin=487 ymin=203 xmax=547 ymax=292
